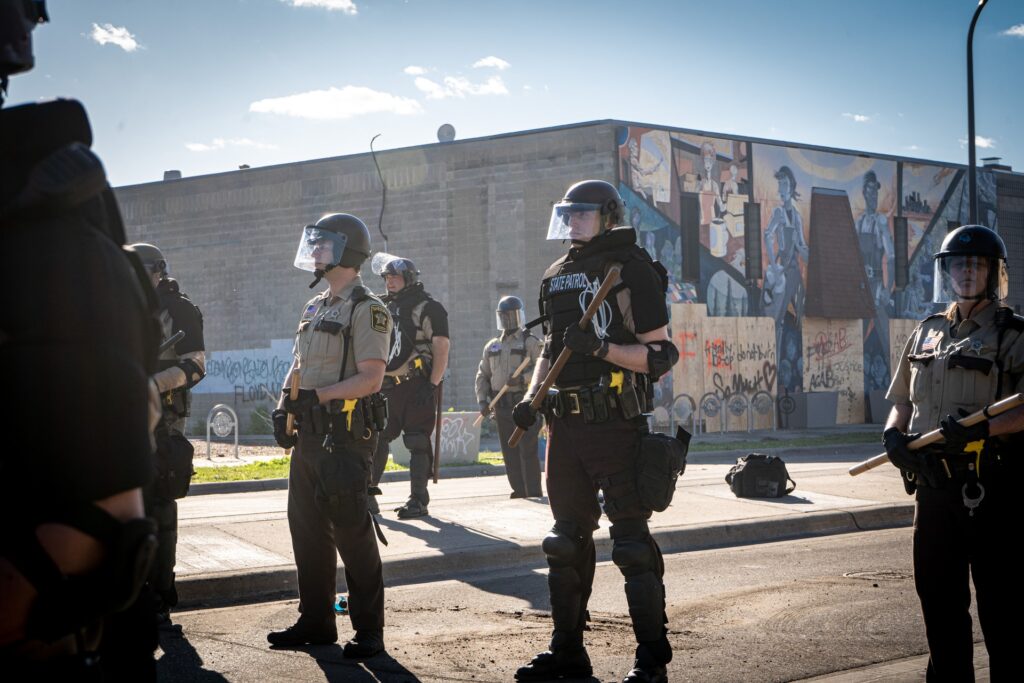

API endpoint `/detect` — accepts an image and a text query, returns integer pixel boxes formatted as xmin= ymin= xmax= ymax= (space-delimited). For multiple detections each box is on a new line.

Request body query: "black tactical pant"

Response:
xmin=913 ymin=476 xmax=1016 ymax=682
xmin=143 ymin=492 xmax=177 ymax=611
xmin=544 ymin=411 xmax=669 ymax=658
xmin=289 ymin=425 xmax=384 ymax=632
xmin=371 ymin=375 xmax=436 ymax=505
xmin=494 ymin=393 xmax=542 ymax=497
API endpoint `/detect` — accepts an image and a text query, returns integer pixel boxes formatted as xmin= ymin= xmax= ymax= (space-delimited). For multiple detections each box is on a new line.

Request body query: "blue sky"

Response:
xmin=10 ymin=0 xmax=1023 ymax=187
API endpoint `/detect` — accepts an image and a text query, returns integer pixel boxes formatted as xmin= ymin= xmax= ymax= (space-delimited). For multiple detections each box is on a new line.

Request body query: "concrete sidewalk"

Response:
xmin=174 ymin=436 xmax=912 ymax=608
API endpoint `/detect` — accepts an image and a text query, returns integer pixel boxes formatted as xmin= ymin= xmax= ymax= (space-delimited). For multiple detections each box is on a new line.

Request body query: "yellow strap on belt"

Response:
xmin=414 ymin=357 xmax=423 ymax=369
xmin=609 ymin=371 xmax=624 ymax=394
xmin=342 ymin=398 xmax=359 ymax=431
xmin=965 ymin=439 xmax=985 ymax=477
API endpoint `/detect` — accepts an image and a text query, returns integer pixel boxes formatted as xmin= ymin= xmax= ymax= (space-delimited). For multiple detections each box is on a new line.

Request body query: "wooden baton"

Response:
xmin=473 ymin=355 xmax=534 ymax=428
xmin=508 ymin=265 xmax=622 ymax=448
xmin=848 ymin=392 xmax=1024 ymax=476
xmin=284 ymin=364 xmax=300 ymax=453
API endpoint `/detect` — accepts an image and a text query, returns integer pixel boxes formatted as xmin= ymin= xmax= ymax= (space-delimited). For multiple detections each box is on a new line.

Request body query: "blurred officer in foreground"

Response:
xmin=268 ymin=214 xmax=391 ymax=658
xmin=884 ymin=224 xmax=1024 ymax=681
xmin=369 ymin=254 xmax=449 ymax=518
xmin=513 ymin=180 xmax=683 ymax=683
xmin=475 ymin=296 xmax=543 ymax=498
xmin=1 ymin=1 xmax=161 ymax=677
xmin=128 ymin=243 xmax=206 ymax=623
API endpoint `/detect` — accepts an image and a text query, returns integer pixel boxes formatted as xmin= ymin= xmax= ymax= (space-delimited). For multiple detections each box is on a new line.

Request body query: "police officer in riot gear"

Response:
xmin=476 ymin=296 xmax=543 ymax=498
xmin=128 ymin=242 xmax=206 ymax=622
xmin=267 ymin=213 xmax=392 ymax=658
xmin=369 ymin=254 xmax=450 ymax=518
xmin=513 ymin=180 xmax=679 ymax=683
xmin=885 ymin=224 xmax=1024 ymax=680
xmin=1 ymin=1 xmax=161 ymax=676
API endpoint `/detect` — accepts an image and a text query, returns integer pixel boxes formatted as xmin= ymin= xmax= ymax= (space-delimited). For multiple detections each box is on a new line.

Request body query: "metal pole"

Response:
xmin=967 ymin=0 xmax=990 ymax=225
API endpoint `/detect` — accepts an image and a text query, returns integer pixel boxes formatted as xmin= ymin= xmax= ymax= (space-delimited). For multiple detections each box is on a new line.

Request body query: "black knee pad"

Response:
xmin=610 ymin=519 xmax=655 ymax=576
xmin=542 ymin=520 xmax=590 ymax=567
xmin=403 ymin=431 xmax=431 ymax=453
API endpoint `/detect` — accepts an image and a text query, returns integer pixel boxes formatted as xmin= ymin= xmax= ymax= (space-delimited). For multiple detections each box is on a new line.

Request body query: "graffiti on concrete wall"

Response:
xmin=196 ymin=338 xmax=293 ymax=403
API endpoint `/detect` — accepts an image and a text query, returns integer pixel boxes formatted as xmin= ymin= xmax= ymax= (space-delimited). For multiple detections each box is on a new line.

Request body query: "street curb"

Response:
xmin=176 ymin=502 xmax=913 ymax=609
xmin=186 ymin=442 xmax=882 ymax=496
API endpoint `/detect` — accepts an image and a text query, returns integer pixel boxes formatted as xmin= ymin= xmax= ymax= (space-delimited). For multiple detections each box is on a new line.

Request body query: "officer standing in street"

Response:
xmin=884 ymin=224 xmax=1023 ymax=682
xmin=369 ymin=255 xmax=450 ymax=519
xmin=475 ymin=296 xmax=543 ymax=498
xmin=1 ymin=2 xmax=161 ymax=677
xmin=128 ymin=243 xmax=206 ymax=623
xmin=267 ymin=214 xmax=392 ymax=658
xmin=512 ymin=180 xmax=679 ymax=683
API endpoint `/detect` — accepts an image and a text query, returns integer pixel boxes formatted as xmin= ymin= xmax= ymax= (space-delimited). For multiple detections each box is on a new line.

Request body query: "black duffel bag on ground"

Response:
xmin=636 ymin=426 xmax=691 ymax=512
xmin=725 ymin=453 xmax=795 ymax=498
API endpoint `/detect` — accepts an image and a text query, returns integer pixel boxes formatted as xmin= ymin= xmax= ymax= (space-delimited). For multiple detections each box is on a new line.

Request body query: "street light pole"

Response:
xmin=967 ymin=0 xmax=990 ymax=224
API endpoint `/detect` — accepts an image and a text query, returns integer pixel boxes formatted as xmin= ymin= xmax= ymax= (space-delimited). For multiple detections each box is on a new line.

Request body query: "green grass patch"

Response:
xmin=192 ymin=457 xmax=292 ymax=483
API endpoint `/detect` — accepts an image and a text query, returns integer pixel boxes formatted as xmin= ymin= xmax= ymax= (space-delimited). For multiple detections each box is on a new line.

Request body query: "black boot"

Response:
xmin=267 ymin=617 xmax=337 ymax=647
xmin=395 ymin=497 xmax=428 ymax=519
xmin=343 ymin=629 xmax=385 ymax=658
xmin=622 ymin=639 xmax=671 ymax=683
xmin=515 ymin=631 xmax=592 ymax=682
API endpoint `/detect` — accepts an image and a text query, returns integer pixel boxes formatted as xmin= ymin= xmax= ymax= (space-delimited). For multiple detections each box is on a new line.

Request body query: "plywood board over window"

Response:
xmin=803 ymin=318 xmax=865 ymax=424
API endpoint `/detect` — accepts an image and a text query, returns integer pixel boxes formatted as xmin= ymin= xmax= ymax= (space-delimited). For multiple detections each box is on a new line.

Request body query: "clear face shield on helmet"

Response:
xmin=496 ymin=307 xmax=524 ymax=331
xmin=294 ymin=226 xmax=348 ymax=273
xmin=546 ymin=201 xmax=605 ymax=241
xmin=932 ymin=254 xmax=1009 ymax=303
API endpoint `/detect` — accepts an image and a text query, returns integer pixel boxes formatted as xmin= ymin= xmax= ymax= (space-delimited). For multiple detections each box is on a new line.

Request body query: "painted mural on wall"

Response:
xmin=617 ymin=124 xmax=1001 ymax=428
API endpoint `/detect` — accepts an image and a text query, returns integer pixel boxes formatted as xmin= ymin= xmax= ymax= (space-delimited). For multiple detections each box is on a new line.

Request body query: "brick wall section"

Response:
xmin=804 ymin=188 xmax=875 ymax=319
xmin=115 ymin=123 xmax=619 ymax=429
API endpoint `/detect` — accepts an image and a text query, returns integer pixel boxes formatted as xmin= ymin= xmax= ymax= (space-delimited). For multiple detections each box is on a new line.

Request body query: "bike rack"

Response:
xmin=206 ymin=403 xmax=240 ymax=461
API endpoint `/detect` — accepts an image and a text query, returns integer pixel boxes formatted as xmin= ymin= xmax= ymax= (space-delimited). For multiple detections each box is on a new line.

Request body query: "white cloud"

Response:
xmin=89 ymin=23 xmax=140 ymax=52
xmin=958 ymin=135 xmax=997 ymax=149
xmin=185 ymin=138 xmax=279 ymax=153
xmin=472 ymin=56 xmax=511 ymax=70
xmin=842 ymin=112 xmax=871 ymax=123
xmin=282 ymin=0 xmax=357 ymax=13
xmin=415 ymin=75 xmax=509 ymax=100
xmin=250 ymin=86 xmax=422 ymax=120
xmin=1002 ymin=24 xmax=1024 ymax=37
xmin=404 ymin=65 xmax=427 ymax=75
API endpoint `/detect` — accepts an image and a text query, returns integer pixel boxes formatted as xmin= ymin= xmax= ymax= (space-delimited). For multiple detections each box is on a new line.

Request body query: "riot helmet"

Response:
xmin=371 ymin=252 xmax=419 ymax=290
xmin=547 ymin=179 xmax=625 ymax=241
xmin=496 ymin=295 xmax=524 ymax=331
xmin=932 ymin=224 xmax=1008 ymax=303
xmin=127 ymin=242 xmax=167 ymax=277
xmin=294 ymin=213 xmax=371 ymax=284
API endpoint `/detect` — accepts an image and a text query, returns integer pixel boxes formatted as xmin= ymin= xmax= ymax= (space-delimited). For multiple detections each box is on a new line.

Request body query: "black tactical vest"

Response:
xmin=385 ymin=283 xmax=434 ymax=372
xmin=540 ymin=228 xmax=648 ymax=387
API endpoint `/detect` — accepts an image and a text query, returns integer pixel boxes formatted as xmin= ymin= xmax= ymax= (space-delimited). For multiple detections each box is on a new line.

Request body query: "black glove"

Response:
xmin=416 ymin=380 xmax=438 ymax=407
xmin=512 ymin=399 xmax=538 ymax=430
xmin=272 ymin=409 xmax=297 ymax=449
xmin=939 ymin=409 xmax=989 ymax=455
xmin=283 ymin=388 xmax=319 ymax=416
xmin=563 ymin=325 xmax=604 ymax=356
xmin=883 ymin=427 xmax=944 ymax=488
xmin=478 ymin=400 xmax=492 ymax=418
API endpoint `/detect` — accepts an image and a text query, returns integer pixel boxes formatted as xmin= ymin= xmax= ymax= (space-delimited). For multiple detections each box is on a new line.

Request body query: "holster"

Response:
xmin=162 ymin=387 xmax=190 ymax=418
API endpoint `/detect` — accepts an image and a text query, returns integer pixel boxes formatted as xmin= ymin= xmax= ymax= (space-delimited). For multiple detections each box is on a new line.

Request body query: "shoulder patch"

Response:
xmin=370 ymin=304 xmax=390 ymax=333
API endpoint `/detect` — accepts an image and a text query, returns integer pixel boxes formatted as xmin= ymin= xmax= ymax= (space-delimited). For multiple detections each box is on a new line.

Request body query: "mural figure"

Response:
xmin=763 ymin=165 xmax=808 ymax=352
xmin=722 ymin=162 xmax=741 ymax=201
xmin=628 ymin=136 xmax=667 ymax=204
xmin=851 ymin=172 xmax=892 ymax=317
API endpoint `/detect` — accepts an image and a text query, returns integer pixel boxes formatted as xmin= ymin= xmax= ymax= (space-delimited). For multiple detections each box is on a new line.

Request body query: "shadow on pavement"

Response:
xmin=157 ymin=621 xmax=230 ymax=682
xmin=308 ymin=644 xmax=423 ymax=682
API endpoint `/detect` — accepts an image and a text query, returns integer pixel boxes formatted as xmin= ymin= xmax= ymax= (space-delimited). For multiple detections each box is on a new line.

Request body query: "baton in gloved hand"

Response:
xmin=474 ymin=355 xmax=533 ymax=428
xmin=157 ymin=330 xmax=185 ymax=355
xmin=284 ymin=363 xmax=300 ymax=453
xmin=508 ymin=265 xmax=622 ymax=448
xmin=848 ymin=392 xmax=1024 ymax=476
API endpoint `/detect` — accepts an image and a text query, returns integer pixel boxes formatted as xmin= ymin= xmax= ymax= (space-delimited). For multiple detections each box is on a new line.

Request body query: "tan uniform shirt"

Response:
xmin=475 ymin=329 xmax=542 ymax=403
xmin=294 ymin=276 xmax=392 ymax=390
xmin=887 ymin=303 xmax=1024 ymax=433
